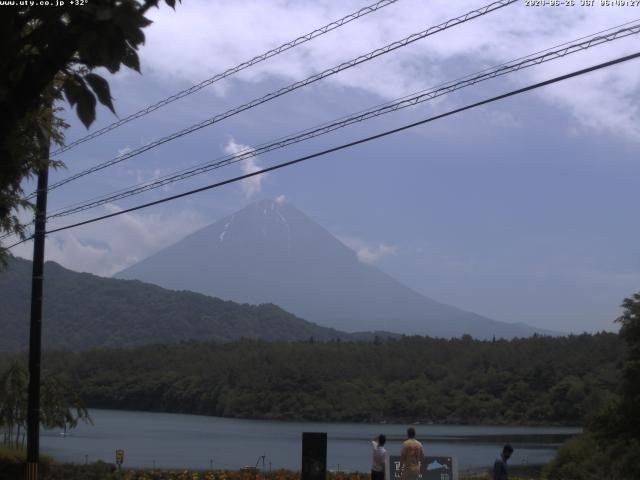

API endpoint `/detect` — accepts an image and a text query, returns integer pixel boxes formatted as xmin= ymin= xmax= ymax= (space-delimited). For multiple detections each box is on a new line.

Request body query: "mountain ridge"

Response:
xmin=115 ymin=199 xmax=554 ymax=339
xmin=0 ymin=256 xmax=354 ymax=352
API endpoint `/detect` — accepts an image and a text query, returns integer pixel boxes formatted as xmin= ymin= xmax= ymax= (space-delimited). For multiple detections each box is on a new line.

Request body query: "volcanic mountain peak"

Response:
xmin=115 ymin=199 xmax=553 ymax=339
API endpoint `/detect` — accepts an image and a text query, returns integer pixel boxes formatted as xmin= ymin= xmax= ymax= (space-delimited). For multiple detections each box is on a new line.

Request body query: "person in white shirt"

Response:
xmin=371 ymin=434 xmax=390 ymax=480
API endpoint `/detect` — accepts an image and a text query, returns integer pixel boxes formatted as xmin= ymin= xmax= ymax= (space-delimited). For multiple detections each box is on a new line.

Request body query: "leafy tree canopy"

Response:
xmin=0 ymin=331 xmax=621 ymax=426
xmin=544 ymin=292 xmax=640 ymax=480
xmin=0 ymin=362 xmax=90 ymax=449
xmin=0 ymin=0 xmax=179 ymax=264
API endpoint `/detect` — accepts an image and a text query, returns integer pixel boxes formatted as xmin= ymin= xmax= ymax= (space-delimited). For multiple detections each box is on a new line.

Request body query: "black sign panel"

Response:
xmin=390 ymin=455 xmax=454 ymax=480
xmin=301 ymin=432 xmax=327 ymax=480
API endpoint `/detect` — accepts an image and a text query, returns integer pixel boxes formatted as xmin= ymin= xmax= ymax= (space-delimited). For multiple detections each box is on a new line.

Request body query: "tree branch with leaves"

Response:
xmin=0 ymin=0 xmax=179 ymax=265
xmin=0 ymin=363 xmax=89 ymax=449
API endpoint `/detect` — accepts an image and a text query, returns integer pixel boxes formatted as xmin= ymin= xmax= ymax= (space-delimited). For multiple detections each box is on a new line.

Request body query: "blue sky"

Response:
xmin=11 ymin=0 xmax=640 ymax=333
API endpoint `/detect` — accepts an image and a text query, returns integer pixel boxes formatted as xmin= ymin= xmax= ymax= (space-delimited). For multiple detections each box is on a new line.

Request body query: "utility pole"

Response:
xmin=26 ymin=122 xmax=50 ymax=480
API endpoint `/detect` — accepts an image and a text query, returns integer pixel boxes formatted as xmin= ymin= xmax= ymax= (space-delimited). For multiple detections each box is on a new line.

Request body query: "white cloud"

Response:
xmin=122 ymin=166 xmax=174 ymax=191
xmin=338 ymin=235 xmax=397 ymax=264
xmin=10 ymin=205 xmax=206 ymax=277
xmin=223 ymin=137 xmax=266 ymax=198
xmin=117 ymin=146 xmax=132 ymax=157
xmin=275 ymin=194 xmax=286 ymax=204
xmin=357 ymin=243 xmax=398 ymax=264
xmin=487 ymin=109 xmax=521 ymax=129
xmin=139 ymin=0 xmax=640 ymax=141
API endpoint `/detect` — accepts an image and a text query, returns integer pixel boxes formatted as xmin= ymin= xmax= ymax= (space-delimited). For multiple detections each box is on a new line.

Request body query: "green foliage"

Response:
xmin=616 ymin=292 xmax=640 ymax=440
xmin=0 ymin=257 xmax=348 ymax=351
xmin=44 ymin=461 xmax=118 ymax=480
xmin=0 ymin=450 xmax=116 ymax=480
xmin=2 ymin=332 xmax=620 ymax=425
xmin=0 ymin=446 xmax=53 ymax=479
xmin=0 ymin=85 xmax=66 ymax=268
xmin=0 ymin=363 xmax=91 ymax=449
xmin=543 ymin=433 xmax=606 ymax=480
xmin=0 ymin=459 xmax=536 ymax=480
xmin=461 ymin=468 xmax=539 ymax=480
xmin=543 ymin=432 xmax=640 ymax=480
xmin=544 ymin=291 xmax=640 ymax=480
xmin=0 ymin=0 xmax=179 ymax=263
xmin=0 ymin=363 xmax=28 ymax=448
xmin=40 ymin=374 xmax=92 ymax=431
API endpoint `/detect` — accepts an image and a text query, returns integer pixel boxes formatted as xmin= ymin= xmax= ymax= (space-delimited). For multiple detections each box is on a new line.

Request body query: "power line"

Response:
xmin=46 ymin=22 xmax=640 ymax=219
xmin=49 ymin=0 xmax=401 ymax=157
xmin=21 ymin=51 xmax=636 ymax=240
xmin=21 ymin=12 xmax=636 ymax=240
xmin=48 ymin=21 xmax=640 ymax=217
xmin=4 ymin=235 xmax=33 ymax=250
xmin=0 ymin=223 xmax=34 ymax=242
xmin=34 ymin=0 xmax=517 ymax=198
xmin=8 ymin=21 xmax=639 ymax=242
xmin=44 ymin=18 xmax=640 ymax=217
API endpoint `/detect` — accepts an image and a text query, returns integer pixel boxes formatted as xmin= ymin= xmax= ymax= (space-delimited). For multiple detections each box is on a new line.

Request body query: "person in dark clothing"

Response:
xmin=493 ymin=444 xmax=513 ymax=480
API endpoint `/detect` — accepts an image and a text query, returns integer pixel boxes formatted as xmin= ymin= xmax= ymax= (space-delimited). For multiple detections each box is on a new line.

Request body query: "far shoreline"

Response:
xmin=79 ymin=406 xmax=585 ymax=429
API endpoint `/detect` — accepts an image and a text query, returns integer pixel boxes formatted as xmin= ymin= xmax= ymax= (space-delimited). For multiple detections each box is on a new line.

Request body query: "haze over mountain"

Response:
xmin=116 ymin=199 xmax=551 ymax=339
xmin=0 ymin=256 xmax=350 ymax=352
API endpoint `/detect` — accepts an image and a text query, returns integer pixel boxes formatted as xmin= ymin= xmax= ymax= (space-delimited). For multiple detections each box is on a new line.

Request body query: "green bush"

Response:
xmin=544 ymin=293 xmax=640 ymax=480
xmin=543 ymin=433 xmax=606 ymax=480
xmin=543 ymin=433 xmax=640 ymax=480
xmin=0 ymin=446 xmax=25 ymax=480
xmin=45 ymin=461 xmax=118 ymax=480
xmin=0 ymin=446 xmax=53 ymax=480
xmin=0 ymin=450 xmax=118 ymax=480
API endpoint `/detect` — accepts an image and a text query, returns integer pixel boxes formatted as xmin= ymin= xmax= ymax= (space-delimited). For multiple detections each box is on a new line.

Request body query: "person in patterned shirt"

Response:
xmin=400 ymin=427 xmax=424 ymax=480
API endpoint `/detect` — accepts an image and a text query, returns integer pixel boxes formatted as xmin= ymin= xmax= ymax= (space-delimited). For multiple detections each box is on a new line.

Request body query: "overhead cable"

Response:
xmin=46 ymin=18 xmax=640 ymax=217
xmin=15 ymin=51 xmax=634 ymax=241
xmin=46 ymin=22 xmax=640 ymax=219
xmin=34 ymin=0 xmax=517 ymax=198
xmin=50 ymin=0 xmax=401 ymax=157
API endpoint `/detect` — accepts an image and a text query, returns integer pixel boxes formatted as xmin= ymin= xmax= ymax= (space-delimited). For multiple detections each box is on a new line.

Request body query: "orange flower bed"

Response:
xmin=121 ymin=470 xmax=370 ymax=480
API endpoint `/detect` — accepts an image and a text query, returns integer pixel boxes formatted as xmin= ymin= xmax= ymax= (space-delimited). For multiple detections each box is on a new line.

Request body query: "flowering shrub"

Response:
xmin=120 ymin=470 xmax=371 ymax=480
xmin=117 ymin=472 xmax=536 ymax=480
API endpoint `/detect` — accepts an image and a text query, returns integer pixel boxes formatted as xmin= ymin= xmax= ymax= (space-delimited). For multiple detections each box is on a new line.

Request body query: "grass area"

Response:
xmin=0 ymin=446 xmax=51 ymax=479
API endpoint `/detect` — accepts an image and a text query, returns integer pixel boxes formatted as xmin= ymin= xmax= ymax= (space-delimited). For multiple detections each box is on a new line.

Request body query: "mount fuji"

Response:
xmin=115 ymin=199 xmax=550 ymax=339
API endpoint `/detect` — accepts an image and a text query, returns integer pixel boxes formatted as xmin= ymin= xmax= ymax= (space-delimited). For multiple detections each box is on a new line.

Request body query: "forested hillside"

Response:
xmin=9 ymin=333 xmax=622 ymax=425
xmin=0 ymin=257 xmax=349 ymax=351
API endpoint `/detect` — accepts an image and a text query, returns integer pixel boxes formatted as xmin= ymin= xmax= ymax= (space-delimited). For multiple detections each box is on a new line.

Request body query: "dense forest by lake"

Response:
xmin=0 ymin=332 xmax=622 ymax=425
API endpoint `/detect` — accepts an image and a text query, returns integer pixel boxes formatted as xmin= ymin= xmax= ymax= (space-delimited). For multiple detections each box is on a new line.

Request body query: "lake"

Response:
xmin=40 ymin=409 xmax=580 ymax=472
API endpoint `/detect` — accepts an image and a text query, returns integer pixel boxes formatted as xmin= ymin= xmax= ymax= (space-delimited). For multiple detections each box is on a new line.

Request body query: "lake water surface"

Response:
xmin=41 ymin=409 xmax=580 ymax=472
